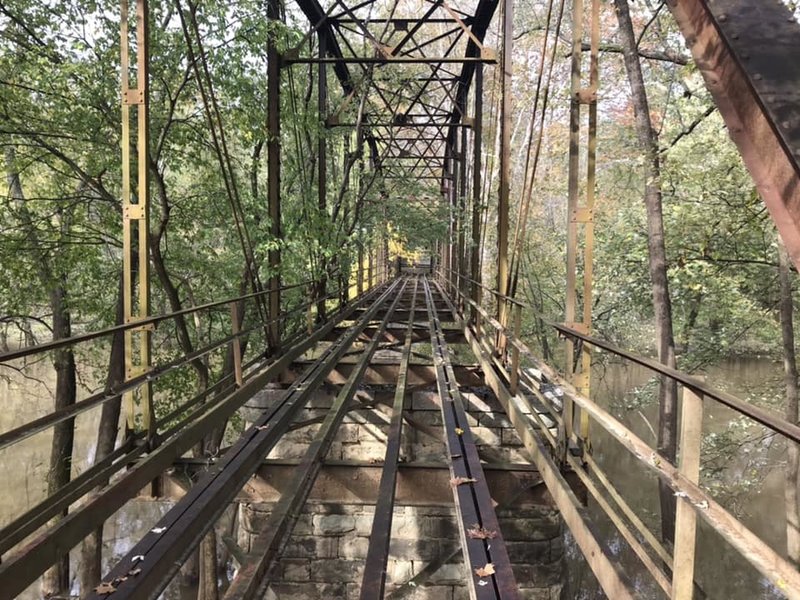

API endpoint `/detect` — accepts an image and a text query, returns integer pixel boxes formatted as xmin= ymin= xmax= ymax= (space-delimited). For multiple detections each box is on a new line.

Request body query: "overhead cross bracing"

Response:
xmin=292 ymin=0 xmax=497 ymax=195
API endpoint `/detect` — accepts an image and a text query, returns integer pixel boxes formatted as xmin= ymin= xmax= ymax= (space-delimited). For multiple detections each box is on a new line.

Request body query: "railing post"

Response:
xmin=562 ymin=0 xmax=599 ymax=460
xmin=317 ymin=33 xmax=328 ymax=322
xmin=672 ymin=385 xmax=703 ymax=599
xmin=509 ymin=303 xmax=522 ymax=395
xmin=357 ymin=241 xmax=364 ymax=296
xmin=267 ymin=0 xmax=282 ymax=355
xmin=121 ymin=0 xmax=154 ymax=442
xmin=497 ymin=0 xmax=512 ymax=330
xmin=229 ymin=301 xmax=243 ymax=387
xmin=470 ymin=63 xmax=483 ymax=325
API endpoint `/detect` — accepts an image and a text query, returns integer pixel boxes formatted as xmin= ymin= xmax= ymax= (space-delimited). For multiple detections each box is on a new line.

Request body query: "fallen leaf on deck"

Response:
xmin=474 ymin=563 xmax=496 ymax=578
xmin=450 ymin=476 xmax=477 ymax=487
xmin=132 ymin=555 xmax=145 ymax=563
xmin=256 ymin=425 xmax=269 ymax=431
xmin=478 ymin=579 xmax=489 ymax=586
xmin=454 ymin=427 xmax=464 ymax=435
xmin=450 ymin=454 xmax=462 ymax=459
xmin=94 ymin=582 xmax=117 ymax=594
xmin=128 ymin=568 xmax=142 ymax=576
xmin=467 ymin=524 xmax=497 ymax=539
xmin=151 ymin=527 xmax=166 ymax=534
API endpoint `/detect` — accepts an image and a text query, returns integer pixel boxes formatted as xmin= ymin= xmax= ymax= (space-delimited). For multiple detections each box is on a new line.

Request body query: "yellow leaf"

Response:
xmin=95 ymin=582 xmax=117 ymax=595
xmin=467 ymin=524 xmax=497 ymax=540
xmin=474 ymin=563 xmax=496 ymax=578
xmin=450 ymin=476 xmax=477 ymax=487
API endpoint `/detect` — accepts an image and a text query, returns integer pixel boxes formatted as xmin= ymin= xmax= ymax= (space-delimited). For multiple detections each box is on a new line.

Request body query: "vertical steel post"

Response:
xmin=317 ymin=33 xmax=328 ymax=322
xmin=458 ymin=125 xmax=468 ymax=310
xmin=563 ymin=0 xmax=598 ymax=459
xmin=470 ymin=64 xmax=483 ymax=322
xmin=121 ymin=0 xmax=153 ymax=440
xmin=230 ymin=302 xmax=243 ymax=387
xmin=267 ymin=0 xmax=281 ymax=353
xmin=510 ymin=303 xmax=522 ymax=395
xmin=357 ymin=241 xmax=364 ymax=296
xmin=497 ymin=0 xmax=512 ymax=323
xmin=672 ymin=385 xmax=703 ymax=599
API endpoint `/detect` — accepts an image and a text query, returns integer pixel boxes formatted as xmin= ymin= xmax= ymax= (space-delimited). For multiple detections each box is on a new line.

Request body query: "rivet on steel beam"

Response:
xmin=754 ymin=73 xmax=763 ymax=80
xmin=719 ymin=13 xmax=727 ymax=21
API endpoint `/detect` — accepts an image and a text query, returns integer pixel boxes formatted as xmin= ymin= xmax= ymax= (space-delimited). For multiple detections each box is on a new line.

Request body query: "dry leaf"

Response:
xmin=467 ymin=524 xmax=497 ymax=540
xmin=474 ymin=563 xmax=496 ymax=578
xmin=256 ymin=425 xmax=269 ymax=431
xmin=450 ymin=454 xmax=462 ymax=459
xmin=454 ymin=427 xmax=464 ymax=435
xmin=151 ymin=526 xmax=166 ymax=534
xmin=95 ymin=582 xmax=117 ymax=594
xmin=128 ymin=568 xmax=142 ymax=576
xmin=132 ymin=555 xmax=145 ymax=563
xmin=450 ymin=476 xmax=477 ymax=487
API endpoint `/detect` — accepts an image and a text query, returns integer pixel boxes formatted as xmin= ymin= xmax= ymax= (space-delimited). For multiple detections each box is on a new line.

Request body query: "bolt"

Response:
xmin=782 ymin=121 xmax=792 ymax=129
xmin=754 ymin=73 xmax=763 ymax=80
xmin=719 ymin=13 xmax=727 ymax=21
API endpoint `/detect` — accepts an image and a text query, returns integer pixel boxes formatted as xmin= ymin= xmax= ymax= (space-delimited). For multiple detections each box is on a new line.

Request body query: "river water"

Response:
xmin=0 ymin=356 xmax=790 ymax=598
xmin=563 ymin=356 xmax=789 ymax=599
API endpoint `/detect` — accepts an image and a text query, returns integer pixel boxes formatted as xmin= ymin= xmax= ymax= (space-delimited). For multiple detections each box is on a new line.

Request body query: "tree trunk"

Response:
xmin=779 ymin=240 xmax=800 ymax=566
xmin=613 ymin=0 xmax=679 ymax=544
xmin=80 ymin=275 xmax=126 ymax=595
xmin=42 ymin=281 xmax=77 ymax=597
xmin=6 ymin=146 xmax=77 ymax=595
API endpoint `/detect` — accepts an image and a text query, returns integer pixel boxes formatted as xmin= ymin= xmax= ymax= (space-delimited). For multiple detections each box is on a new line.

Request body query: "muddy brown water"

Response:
xmin=0 ymin=357 xmax=790 ymax=599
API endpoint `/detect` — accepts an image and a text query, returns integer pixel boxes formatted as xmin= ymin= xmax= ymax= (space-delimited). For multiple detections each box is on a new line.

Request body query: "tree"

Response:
xmin=612 ymin=0 xmax=679 ymax=544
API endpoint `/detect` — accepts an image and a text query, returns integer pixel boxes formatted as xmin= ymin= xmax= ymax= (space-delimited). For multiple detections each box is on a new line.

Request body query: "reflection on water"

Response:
xmin=563 ymin=356 xmax=788 ymax=599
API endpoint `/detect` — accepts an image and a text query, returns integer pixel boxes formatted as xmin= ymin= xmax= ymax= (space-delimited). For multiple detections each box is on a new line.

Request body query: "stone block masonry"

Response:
xmin=240 ymin=501 xmax=563 ymax=599
xmin=236 ymin=383 xmax=564 ymax=599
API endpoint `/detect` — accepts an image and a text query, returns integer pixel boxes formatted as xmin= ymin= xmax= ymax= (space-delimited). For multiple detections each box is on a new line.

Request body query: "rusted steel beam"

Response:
xmin=163 ymin=460 xmax=547 ymax=506
xmin=422 ymin=278 xmax=520 ymax=600
xmin=470 ymin=63 xmax=483 ymax=317
xmin=267 ymin=0 xmax=281 ymax=353
xmin=225 ymin=280 xmax=411 ymax=600
xmin=360 ymin=277 xmax=419 ymax=600
xmin=666 ymin=0 xmax=800 ymax=268
xmin=496 ymin=0 xmax=512 ymax=322
xmin=285 ymin=56 xmax=496 ymax=64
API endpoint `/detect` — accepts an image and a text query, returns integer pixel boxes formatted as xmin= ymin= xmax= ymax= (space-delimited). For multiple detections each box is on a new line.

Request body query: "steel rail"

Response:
xmin=0 ymin=283 xmax=388 ymax=599
xmin=0 ymin=278 xmax=321 ymax=364
xmin=444 ymin=268 xmax=800 ymax=445
xmin=82 ymin=279 xmax=403 ymax=600
xmin=462 ymin=324 xmax=636 ymax=600
xmin=359 ymin=276 xmax=419 ymax=600
xmin=422 ymin=277 xmax=519 ymax=600
xmin=451 ymin=275 xmax=800 ymax=598
xmin=0 ymin=283 xmax=354 ymax=452
xmin=225 ymin=278 xmax=412 ymax=600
